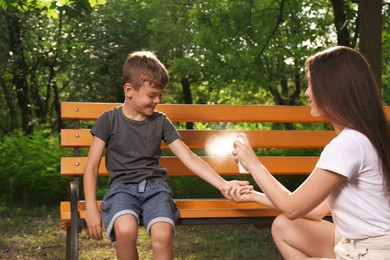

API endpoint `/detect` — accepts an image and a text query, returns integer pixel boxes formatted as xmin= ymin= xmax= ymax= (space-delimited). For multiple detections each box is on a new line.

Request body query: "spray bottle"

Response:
xmin=235 ymin=136 xmax=249 ymax=174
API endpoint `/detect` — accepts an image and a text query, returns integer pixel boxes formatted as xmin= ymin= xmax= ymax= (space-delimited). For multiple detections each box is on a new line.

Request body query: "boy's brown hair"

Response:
xmin=122 ymin=51 xmax=168 ymax=90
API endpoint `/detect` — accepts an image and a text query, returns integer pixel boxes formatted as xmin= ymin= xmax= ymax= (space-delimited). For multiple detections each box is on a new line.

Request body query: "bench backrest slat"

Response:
xmin=61 ymin=129 xmax=335 ymax=148
xmin=61 ymin=102 xmax=390 ymax=121
xmin=61 ymin=102 xmax=390 ymax=123
xmin=61 ymin=156 xmax=319 ymax=176
xmin=61 ymin=102 xmax=329 ymax=122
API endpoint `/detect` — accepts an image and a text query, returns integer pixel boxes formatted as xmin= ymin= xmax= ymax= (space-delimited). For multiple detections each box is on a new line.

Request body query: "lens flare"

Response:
xmin=205 ymin=133 xmax=249 ymax=174
xmin=205 ymin=133 xmax=238 ymax=157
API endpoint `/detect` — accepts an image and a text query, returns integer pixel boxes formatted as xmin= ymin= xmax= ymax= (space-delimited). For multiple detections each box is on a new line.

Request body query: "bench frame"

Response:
xmin=60 ymin=102 xmax=390 ymax=260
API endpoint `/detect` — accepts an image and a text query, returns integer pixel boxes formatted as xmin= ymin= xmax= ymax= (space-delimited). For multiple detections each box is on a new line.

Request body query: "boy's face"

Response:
xmin=125 ymin=81 xmax=165 ymax=118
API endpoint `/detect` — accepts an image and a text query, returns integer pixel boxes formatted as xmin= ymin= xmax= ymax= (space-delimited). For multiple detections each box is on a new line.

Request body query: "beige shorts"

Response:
xmin=332 ymin=232 xmax=390 ymax=260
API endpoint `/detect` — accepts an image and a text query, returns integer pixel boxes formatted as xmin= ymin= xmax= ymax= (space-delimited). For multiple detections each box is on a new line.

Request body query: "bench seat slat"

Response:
xmin=60 ymin=200 xmax=279 ymax=229
xmin=61 ymin=129 xmax=336 ymax=148
xmin=61 ymin=156 xmax=319 ymax=176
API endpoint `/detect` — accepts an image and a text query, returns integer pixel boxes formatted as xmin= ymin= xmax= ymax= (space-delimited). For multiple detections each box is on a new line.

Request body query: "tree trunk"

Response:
xmin=181 ymin=77 xmax=194 ymax=129
xmin=330 ymin=0 xmax=352 ymax=46
xmin=0 ymin=75 xmax=17 ymax=132
xmin=30 ymin=67 xmax=45 ymax=124
xmin=7 ymin=12 xmax=32 ymax=134
xmin=358 ymin=0 xmax=382 ymax=88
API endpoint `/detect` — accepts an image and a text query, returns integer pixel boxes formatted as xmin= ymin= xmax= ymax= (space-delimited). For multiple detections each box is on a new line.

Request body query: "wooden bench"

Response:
xmin=59 ymin=102 xmax=390 ymax=259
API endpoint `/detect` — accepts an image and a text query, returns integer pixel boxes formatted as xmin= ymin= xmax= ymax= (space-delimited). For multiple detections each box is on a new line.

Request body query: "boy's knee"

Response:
xmin=114 ymin=215 xmax=138 ymax=241
xmin=116 ymin=225 xmax=136 ymax=236
xmin=151 ymin=235 xmax=172 ymax=251
xmin=150 ymin=222 xmax=174 ymax=248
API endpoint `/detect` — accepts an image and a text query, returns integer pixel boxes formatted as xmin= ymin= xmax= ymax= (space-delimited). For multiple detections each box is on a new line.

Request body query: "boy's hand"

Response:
xmin=85 ymin=210 xmax=105 ymax=240
xmin=229 ymin=186 xmax=256 ymax=203
xmin=222 ymin=180 xmax=253 ymax=199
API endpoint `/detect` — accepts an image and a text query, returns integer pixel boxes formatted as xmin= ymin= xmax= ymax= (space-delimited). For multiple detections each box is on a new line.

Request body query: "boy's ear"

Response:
xmin=124 ymin=83 xmax=133 ymax=98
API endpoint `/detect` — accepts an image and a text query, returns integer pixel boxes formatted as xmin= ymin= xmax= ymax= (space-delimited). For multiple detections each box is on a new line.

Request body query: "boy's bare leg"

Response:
xmin=150 ymin=222 xmax=174 ymax=260
xmin=271 ymin=214 xmax=335 ymax=259
xmin=114 ymin=214 xmax=139 ymax=260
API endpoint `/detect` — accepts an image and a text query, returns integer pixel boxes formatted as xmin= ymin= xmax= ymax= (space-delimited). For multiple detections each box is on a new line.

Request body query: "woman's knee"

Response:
xmin=271 ymin=214 xmax=336 ymax=258
xmin=271 ymin=214 xmax=291 ymax=238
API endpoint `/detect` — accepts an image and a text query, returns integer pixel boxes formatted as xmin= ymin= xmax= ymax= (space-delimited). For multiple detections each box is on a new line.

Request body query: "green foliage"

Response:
xmin=0 ymin=0 xmax=106 ymax=18
xmin=1 ymin=0 xmax=389 ymax=137
xmin=169 ymin=176 xmax=222 ymax=199
xmin=382 ymin=2 xmax=390 ymax=104
xmin=0 ymin=128 xmax=69 ymax=207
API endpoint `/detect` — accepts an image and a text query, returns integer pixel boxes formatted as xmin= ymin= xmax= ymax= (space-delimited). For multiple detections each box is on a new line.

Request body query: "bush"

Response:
xmin=0 ymin=128 xmax=69 ymax=207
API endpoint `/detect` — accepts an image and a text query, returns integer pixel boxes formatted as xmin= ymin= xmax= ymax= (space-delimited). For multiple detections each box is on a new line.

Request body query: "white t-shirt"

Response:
xmin=316 ymin=128 xmax=390 ymax=239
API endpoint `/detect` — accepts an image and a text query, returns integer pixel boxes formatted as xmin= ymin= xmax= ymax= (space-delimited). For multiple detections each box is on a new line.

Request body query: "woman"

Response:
xmin=229 ymin=46 xmax=390 ymax=259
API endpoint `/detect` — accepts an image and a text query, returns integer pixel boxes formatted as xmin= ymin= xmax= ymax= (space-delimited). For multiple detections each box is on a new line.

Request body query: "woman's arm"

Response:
xmin=302 ymin=199 xmax=331 ymax=221
xmin=232 ymin=134 xmax=344 ymax=220
xmin=231 ymin=187 xmax=331 ymax=221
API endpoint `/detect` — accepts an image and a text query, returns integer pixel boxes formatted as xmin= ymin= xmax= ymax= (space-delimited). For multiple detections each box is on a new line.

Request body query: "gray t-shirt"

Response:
xmin=91 ymin=106 xmax=181 ymax=187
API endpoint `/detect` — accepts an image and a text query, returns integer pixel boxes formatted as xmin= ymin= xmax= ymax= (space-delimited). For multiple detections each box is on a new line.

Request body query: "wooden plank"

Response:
xmin=61 ymin=156 xmax=319 ymax=176
xmin=177 ymin=208 xmax=280 ymax=218
xmin=61 ymin=129 xmax=336 ymax=148
xmin=157 ymin=105 xmax=324 ymax=123
xmin=61 ymin=102 xmax=121 ymax=120
xmin=60 ymin=200 xmax=279 ymax=228
xmin=61 ymin=102 xmax=329 ymax=123
xmin=61 ymin=102 xmax=390 ymax=122
xmin=175 ymin=199 xmax=269 ymax=209
xmin=60 ymin=199 xmax=330 ymax=228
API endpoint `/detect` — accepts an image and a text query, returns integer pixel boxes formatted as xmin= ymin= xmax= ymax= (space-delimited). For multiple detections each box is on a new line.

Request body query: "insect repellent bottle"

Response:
xmin=235 ymin=136 xmax=249 ymax=174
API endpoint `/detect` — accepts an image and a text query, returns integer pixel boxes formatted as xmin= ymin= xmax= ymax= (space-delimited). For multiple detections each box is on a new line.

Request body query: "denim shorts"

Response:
xmin=100 ymin=180 xmax=179 ymax=242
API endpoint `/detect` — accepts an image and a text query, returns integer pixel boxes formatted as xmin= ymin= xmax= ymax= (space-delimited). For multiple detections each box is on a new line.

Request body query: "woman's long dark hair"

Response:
xmin=305 ymin=46 xmax=390 ymax=196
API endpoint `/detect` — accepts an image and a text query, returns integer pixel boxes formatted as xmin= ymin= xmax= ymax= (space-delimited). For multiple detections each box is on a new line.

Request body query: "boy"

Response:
xmin=84 ymin=51 xmax=248 ymax=260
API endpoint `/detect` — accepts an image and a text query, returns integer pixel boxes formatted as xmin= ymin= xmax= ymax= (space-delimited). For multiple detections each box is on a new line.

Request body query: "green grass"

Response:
xmin=0 ymin=207 xmax=282 ymax=259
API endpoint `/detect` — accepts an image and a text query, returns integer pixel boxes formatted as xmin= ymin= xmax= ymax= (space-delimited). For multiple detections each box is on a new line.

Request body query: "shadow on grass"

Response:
xmin=0 ymin=207 xmax=282 ymax=260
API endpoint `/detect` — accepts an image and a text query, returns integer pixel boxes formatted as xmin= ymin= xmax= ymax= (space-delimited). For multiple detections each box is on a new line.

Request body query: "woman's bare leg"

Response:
xmin=114 ymin=214 xmax=139 ymax=260
xmin=150 ymin=222 xmax=174 ymax=260
xmin=271 ymin=214 xmax=335 ymax=259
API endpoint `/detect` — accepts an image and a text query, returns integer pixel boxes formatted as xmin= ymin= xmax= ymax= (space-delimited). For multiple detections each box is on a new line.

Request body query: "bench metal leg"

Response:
xmin=70 ymin=219 xmax=79 ymax=260
xmin=67 ymin=180 xmax=79 ymax=260
xmin=66 ymin=226 xmax=71 ymax=260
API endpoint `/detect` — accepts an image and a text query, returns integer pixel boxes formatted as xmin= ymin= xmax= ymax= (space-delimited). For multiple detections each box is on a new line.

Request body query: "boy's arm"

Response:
xmin=83 ymin=136 xmax=106 ymax=240
xmin=168 ymin=139 xmax=249 ymax=194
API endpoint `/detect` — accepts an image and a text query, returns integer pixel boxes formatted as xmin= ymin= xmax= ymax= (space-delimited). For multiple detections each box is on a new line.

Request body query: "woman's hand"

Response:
xmin=222 ymin=180 xmax=253 ymax=199
xmin=232 ymin=133 xmax=261 ymax=173
xmin=229 ymin=185 xmax=257 ymax=203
